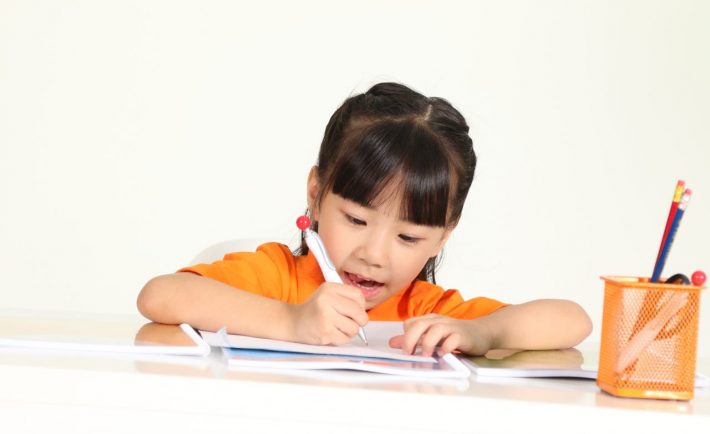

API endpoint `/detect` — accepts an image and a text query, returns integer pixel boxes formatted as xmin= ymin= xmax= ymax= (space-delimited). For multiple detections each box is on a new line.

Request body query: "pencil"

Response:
xmin=631 ymin=184 xmax=692 ymax=339
xmin=653 ymin=180 xmax=685 ymax=269
xmin=651 ymin=188 xmax=692 ymax=283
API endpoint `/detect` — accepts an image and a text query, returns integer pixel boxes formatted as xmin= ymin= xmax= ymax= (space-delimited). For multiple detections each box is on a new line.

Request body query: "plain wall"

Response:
xmin=1 ymin=0 xmax=709 ymax=355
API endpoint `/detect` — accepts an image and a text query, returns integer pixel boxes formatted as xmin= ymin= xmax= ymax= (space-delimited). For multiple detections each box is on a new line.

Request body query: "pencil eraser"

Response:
xmin=691 ymin=270 xmax=706 ymax=286
xmin=296 ymin=215 xmax=311 ymax=231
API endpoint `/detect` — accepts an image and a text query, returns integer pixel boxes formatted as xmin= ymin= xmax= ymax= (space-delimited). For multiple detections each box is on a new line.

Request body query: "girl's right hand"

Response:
xmin=289 ymin=282 xmax=368 ymax=345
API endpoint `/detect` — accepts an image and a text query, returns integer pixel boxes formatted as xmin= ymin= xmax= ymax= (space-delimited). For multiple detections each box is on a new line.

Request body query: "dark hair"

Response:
xmin=298 ymin=82 xmax=476 ymax=283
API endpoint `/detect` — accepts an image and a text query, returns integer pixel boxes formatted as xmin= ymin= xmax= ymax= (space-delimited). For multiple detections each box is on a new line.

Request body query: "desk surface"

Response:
xmin=1 ymin=312 xmax=708 ymax=434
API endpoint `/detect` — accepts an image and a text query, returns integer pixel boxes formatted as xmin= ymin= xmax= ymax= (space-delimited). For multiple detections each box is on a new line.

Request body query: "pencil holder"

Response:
xmin=597 ymin=276 xmax=704 ymax=400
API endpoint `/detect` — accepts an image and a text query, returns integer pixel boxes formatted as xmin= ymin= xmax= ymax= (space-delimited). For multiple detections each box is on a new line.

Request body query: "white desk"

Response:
xmin=1 ymin=314 xmax=708 ymax=434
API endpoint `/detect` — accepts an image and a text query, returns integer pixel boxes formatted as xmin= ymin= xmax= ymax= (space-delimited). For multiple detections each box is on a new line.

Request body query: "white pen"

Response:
xmin=297 ymin=215 xmax=368 ymax=345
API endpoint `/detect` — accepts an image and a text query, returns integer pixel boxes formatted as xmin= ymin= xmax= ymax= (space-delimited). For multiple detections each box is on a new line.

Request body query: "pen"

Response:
xmin=296 ymin=215 xmax=368 ymax=345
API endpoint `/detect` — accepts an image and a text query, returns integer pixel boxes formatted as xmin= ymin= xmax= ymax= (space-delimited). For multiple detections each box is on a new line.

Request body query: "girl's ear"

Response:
xmin=306 ymin=166 xmax=320 ymax=220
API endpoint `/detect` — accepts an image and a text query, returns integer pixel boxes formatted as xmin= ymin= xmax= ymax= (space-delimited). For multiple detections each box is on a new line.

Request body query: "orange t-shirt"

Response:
xmin=179 ymin=242 xmax=508 ymax=321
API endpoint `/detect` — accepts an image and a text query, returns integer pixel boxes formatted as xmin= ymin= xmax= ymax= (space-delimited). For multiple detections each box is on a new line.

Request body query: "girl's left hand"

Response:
xmin=388 ymin=314 xmax=494 ymax=357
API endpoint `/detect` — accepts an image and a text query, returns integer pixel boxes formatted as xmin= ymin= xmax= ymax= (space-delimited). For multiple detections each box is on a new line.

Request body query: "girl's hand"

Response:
xmin=388 ymin=314 xmax=495 ymax=357
xmin=289 ymin=282 xmax=368 ymax=346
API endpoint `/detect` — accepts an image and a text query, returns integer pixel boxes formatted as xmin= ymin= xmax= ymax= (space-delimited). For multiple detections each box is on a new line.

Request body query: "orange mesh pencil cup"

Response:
xmin=597 ymin=276 xmax=705 ymax=400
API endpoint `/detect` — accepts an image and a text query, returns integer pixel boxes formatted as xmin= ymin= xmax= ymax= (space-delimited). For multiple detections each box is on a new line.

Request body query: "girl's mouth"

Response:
xmin=344 ymin=272 xmax=384 ymax=299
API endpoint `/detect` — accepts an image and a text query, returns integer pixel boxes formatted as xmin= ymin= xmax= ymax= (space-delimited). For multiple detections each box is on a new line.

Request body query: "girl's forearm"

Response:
xmin=137 ymin=272 xmax=297 ymax=341
xmin=476 ymin=299 xmax=592 ymax=350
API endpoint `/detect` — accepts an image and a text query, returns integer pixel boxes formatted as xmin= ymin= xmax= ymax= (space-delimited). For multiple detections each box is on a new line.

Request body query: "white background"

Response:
xmin=1 ymin=1 xmax=708 ymax=355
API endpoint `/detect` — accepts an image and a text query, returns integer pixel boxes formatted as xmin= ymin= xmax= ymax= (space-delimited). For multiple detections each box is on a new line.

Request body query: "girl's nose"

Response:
xmin=359 ymin=231 xmax=388 ymax=268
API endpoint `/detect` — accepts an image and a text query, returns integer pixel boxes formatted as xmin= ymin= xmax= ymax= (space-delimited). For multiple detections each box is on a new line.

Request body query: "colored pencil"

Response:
xmin=651 ymin=189 xmax=692 ymax=283
xmin=653 ymin=180 xmax=685 ymax=267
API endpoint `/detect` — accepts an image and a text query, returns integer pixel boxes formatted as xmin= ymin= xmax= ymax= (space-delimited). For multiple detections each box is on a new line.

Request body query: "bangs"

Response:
xmin=326 ymin=120 xmax=453 ymax=227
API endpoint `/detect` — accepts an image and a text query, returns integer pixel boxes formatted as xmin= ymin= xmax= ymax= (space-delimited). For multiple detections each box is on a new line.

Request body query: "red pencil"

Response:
xmin=654 ymin=180 xmax=685 ymax=267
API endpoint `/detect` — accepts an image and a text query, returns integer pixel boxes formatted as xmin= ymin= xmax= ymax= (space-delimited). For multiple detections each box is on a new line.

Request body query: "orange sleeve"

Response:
xmin=409 ymin=281 xmax=509 ymax=319
xmin=431 ymin=290 xmax=509 ymax=319
xmin=178 ymin=243 xmax=295 ymax=302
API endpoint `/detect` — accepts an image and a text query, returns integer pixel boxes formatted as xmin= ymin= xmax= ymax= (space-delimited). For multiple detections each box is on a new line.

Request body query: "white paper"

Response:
xmin=0 ymin=312 xmax=210 ymax=356
xmin=223 ymin=348 xmax=470 ymax=378
xmin=200 ymin=321 xmax=434 ymax=363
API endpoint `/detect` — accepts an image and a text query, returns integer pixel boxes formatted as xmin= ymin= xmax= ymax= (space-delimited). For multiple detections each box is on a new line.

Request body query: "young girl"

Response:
xmin=137 ymin=82 xmax=592 ymax=357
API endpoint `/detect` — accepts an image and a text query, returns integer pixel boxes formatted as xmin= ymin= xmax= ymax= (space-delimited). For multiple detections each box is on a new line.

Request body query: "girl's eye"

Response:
xmin=399 ymin=234 xmax=420 ymax=244
xmin=346 ymin=214 xmax=366 ymax=226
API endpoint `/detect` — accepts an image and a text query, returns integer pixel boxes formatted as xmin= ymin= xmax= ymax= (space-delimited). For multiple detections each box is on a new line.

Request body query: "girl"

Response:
xmin=137 ymin=82 xmax=592 ymax=357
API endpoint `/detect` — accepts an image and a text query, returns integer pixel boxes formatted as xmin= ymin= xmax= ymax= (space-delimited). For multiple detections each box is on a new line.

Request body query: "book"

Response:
xmin=463 ymin=348 xmax=597 ymax=379
xmin=463 ymin=347 xmax=709 ymax=389
xmin=0 ymin=311 xmax=210 ymax=356
xmin=200 ymin=321 xmax=470 ymax=378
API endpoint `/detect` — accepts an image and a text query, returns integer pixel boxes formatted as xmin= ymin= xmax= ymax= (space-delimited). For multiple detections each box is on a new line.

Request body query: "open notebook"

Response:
xmin=0 ymin=312 xmax=210 ymax=356
xmin=200 ymin=321 xmax=470 ymax=378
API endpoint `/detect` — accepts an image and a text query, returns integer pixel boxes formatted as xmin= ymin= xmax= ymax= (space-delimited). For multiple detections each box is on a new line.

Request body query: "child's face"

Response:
xmin=313 ymin=189 xmax=452 ymax=310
